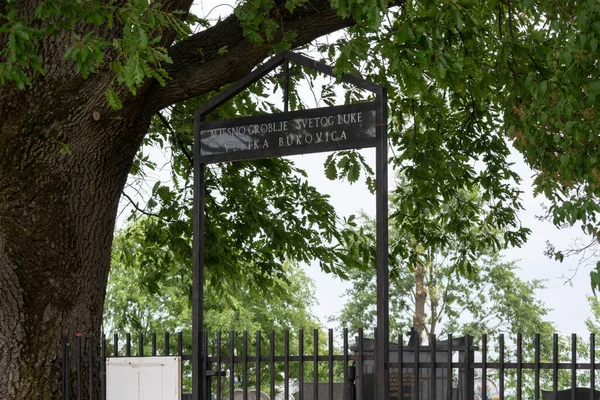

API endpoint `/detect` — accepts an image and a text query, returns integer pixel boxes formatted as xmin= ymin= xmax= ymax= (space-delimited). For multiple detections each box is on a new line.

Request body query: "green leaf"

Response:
xmin=591 ymin=37 xmax=598 ymax=52
xmin=348 ymin=162 xmax=360 ymax=183
xmin=105 ymin=87 xmax=122 ymax=110
xmin=325 ymin=160 xmax=337 ymax=180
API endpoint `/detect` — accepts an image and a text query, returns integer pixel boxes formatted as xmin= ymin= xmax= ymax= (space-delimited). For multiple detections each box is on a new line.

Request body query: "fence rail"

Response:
xmin=59 ymin=330 xmax=600 ymax=400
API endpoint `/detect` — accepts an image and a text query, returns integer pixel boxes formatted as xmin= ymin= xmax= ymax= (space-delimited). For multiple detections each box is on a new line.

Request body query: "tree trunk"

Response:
xmin=0 ymin=87 xmax=151 ymax=397
xmin=413 ymin=260 xmax=427 ymax=344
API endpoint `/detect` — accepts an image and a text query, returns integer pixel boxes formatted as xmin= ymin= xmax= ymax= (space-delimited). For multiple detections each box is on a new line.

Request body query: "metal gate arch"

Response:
xmin=192 ymin=51 xmax=389 ymax=400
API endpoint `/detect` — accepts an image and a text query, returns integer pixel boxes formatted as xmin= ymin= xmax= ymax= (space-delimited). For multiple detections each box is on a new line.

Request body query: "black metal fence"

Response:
xmin=59 ymin=330 xmax=600 ymax=400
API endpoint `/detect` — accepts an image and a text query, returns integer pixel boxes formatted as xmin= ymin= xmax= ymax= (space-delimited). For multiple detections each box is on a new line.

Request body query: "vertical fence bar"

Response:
xmin=447 ymin=334 xmax=452 ymax=400
xmin=178 ymin=332 xmax=183 ymax=357
xmin=572 ymin=334 xmax=577 ymax=400
xmin=553 ymin=333 xmax=559 ymax=398
xmin=481 ymin=334 xmax=487 ymax=400
xmin=138 ymin=333 xmax=144 ymax=357
xmin=284 ymin=330 xmax=290 ymax=400
xmin=374 ymin=327 xmax=378 ymax=400
xmin=217 ymin=332 xmax=222 ymax=400
xmin=77 ymin=334 xmax=83 ymax=400
xmin=62 ymin=336 xmax=69 ymax=400
xmin=415 ymin=331 xmax=420 ymax=400
xmin=516 ymin=334 xmax=522 ymax=400
xmin=89 ymin=335 xmax=94 ymax=400
xmin=113 ymin=334 xmax=118 ymax=357
xmin=465 ymin=336 xmax=473 ymax=400
xmin=343 ymin=329 xmax=348 ymax=400
xmin=329 ymin=329 xmax=334 ymax=400
xmin=204 ymin=331 xmax=210 ymax=400
xmin=591 ymin=333 xmax=596 ymax=400
xmin=534 ymin=334 xmax=540 ymax=400
xmin=243 ymin=331 xmax=248 ymax=400
xmin=256 ymin=331 xmax=262 ymax=400
xmin=152 ymin=333 xmax=156 ymax=356
xmin=313 ymin=329 xmax=319 ymax=400
xmin=299 ymin=330 xmax=305 ymax=400
xmin=398 ymin=334 xmax=403 ymax=400
xmin=102 ymin=335 xmax=107 ymax=400
xmin=270 ymin=331 xmax=275 ymax=400
xmin=499 ymin=334 xmax=504 ymax=400
xmin=358 ymin=328 xmax=364 ymax=400
xmin=165 ymin=332 xmax=170 ymax=356
xmin=125 ymin=333 xmax=131 ymax=357
xmin=229 ymin=331 xmax=235 ymax=400
xmin=100 ymin=334 xmax=106 ymax=400
xmin=431 ymin=334 xmax=437 ymax=400
xmin=179 ymin=331 xmax=184 ymax=393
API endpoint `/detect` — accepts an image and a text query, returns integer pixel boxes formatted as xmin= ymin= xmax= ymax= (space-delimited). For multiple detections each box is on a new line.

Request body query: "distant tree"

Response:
xmin=105 ymin=218 xmax=322 ymax=335
xmin=334 ymin=220 xmax=553 ymax=341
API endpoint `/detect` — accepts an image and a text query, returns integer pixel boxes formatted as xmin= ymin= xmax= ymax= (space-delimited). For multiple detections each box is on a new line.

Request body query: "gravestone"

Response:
xmin=354 ymin=335 xmax=475 ymax=400
xmin=300 ymin=382 xmax=345 ymax=400
xmin=234 ymin=389 xmax=271 ymax=400
xmin=541 ymin=388 xmax=600 ymax=400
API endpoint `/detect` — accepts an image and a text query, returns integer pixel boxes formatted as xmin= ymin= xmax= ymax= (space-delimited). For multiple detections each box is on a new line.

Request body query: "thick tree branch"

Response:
xmin=146 ymin=0 xmax=353 ymax=113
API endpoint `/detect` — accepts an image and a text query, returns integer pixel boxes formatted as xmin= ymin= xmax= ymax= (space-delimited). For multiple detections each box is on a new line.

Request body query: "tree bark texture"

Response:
xmin=0 ymin=1 xmax=353 ymax=397
xmin=412 ymin=261 xmax=427 ymax=344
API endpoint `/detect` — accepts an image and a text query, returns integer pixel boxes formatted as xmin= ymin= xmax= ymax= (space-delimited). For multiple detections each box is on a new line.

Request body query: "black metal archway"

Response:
xmin=192 ymin=51 xmax=389 ymax=400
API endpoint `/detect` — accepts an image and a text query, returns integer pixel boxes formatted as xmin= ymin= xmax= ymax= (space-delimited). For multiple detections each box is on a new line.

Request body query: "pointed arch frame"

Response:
xmin=193 ymin=51 xmax=389 ymax=400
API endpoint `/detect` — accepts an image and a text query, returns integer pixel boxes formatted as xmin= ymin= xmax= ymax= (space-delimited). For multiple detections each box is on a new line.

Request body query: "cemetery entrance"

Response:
xmin=192 ymin=51 xmax=389 ymax=400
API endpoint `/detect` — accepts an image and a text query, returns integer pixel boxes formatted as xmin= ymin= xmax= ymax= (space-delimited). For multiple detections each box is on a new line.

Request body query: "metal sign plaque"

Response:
xmin=198 ymin=102 xmax=377 ymax=163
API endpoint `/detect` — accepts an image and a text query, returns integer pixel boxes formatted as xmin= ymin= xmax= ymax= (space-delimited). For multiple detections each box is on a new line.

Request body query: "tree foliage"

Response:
xmin=105 ymin=218 xmax=322 ymax=335
xmin=2 ymin=0 xmax=600 ymax=396
xmin=317 ymin=0 xmax=600 ymax=285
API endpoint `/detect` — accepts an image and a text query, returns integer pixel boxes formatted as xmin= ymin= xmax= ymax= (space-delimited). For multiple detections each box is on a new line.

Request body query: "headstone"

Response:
xmin=234 ymin=389 xmax=271 ymax=400
xmin=354 ymin=336 xmax=475 ymax=400
xmin=541 ymin=388 xmax=600 ymax=400
xmin=274 ymin=391 xmax=295 ymax=400
xmin=301 ymin=382 xmax=345 ymax=400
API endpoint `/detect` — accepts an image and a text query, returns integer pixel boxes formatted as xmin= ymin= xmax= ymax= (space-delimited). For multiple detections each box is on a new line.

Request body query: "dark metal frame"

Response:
xmin=193 ymin=51 xmax=389 ymax=400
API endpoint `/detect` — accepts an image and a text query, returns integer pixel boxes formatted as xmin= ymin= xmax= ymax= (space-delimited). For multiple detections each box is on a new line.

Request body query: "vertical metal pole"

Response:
xmin=193 ymin=111 xmax=206 ymax=400
xmin=62 ymin=336 xmax=69 ymax=399
xmin=77 ymin=334 xmax=83 ymax=400
xmin=398 ymin=334 xmax=403 ymax=400
xmin=499 ymin=334 xmax=504 ymax=400
xmin=256 ymin=331 xmax=262 ymax=400
xmin=591 ymin=334 xmax=596 ymax=400
xmin=375 ymin=89 xmax=389 ymax=400
xmin=572 ymin=334 xmax=577 ymax=400
xmin=283 ymin=60 xmax=290 ymax=113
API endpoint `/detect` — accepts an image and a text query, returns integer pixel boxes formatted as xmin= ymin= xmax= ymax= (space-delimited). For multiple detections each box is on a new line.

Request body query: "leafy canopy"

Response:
xmin=3 ymin=0 xmax=600 ymax=286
